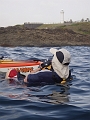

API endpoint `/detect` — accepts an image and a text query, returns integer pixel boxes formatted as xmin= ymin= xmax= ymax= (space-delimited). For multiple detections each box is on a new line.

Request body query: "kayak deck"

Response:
xmin=0 ymin=60 xmax=41 ymax=68
xmin=0 ymin=59 xmax=41 ymax=74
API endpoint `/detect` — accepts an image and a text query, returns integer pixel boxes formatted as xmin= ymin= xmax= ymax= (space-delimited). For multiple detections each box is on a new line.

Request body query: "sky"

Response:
xmin=0 ymin=0 xmax=90 ymax=27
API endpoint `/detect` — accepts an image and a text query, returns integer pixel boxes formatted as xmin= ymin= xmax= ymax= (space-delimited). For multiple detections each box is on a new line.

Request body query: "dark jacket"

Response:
xmin=26 ymin=70 xmax=63 ymax=86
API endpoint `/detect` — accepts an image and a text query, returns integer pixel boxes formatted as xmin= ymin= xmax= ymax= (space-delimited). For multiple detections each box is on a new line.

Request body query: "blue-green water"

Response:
xmin=0 ymin=46 xmax=90 ymax=120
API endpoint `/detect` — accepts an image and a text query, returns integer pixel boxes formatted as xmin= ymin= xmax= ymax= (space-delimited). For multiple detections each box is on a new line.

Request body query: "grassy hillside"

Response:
xmin=38 ymin=22 xmax=90 ymax=35
xmin=12 ymin=22 xmax=90 ymax=35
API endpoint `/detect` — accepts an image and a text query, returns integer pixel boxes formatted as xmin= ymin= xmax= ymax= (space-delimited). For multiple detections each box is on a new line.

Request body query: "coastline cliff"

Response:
xmin=0 ymin=22 xmax=90 ymax=47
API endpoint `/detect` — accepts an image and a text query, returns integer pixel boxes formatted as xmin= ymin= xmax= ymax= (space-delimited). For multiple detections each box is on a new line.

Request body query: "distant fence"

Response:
xmin=24 ymin=22 xmax=43 ymax=29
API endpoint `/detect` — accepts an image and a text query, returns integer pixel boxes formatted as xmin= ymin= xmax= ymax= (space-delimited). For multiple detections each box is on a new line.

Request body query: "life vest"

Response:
xmin=41 ymin=63 xmax=72 ymax=84
xmin=26 ymin=64 xmax=72 ymax=87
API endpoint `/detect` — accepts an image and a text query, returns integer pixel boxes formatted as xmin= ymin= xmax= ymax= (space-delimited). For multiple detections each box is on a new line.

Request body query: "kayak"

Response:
xmin=0 ymin=58 xmax=41 ymax=75
xmin=0 ymin=57 xmax=72 ymax=84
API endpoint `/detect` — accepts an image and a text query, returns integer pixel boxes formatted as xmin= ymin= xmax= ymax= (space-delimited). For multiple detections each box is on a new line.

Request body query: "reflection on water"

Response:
xmin=48 ymin=83 xmax=71 ymax=104
xmin=0 ymin=77 xmax=72 ymax=105
xmin=0 ymin=67 xmax=73 ymax=104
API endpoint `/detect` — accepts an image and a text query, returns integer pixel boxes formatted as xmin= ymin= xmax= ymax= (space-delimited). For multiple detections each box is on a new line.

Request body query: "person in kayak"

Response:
xmin=5 ymin=48 xmax=71 ymax=86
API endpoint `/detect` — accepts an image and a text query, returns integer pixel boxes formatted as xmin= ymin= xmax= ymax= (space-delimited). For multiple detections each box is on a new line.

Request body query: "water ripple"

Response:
xmin=0 ymin=46 xmax=90 ymax=120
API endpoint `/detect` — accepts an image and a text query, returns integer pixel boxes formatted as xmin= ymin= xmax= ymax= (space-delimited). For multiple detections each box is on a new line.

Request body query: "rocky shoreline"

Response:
xmin=0 ymin=26 xmax=90 ymax=47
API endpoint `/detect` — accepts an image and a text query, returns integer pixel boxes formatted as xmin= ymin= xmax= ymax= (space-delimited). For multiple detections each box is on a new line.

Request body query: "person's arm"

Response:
xmin=30 ymin=59 xmax=51 ymax=73
xmin=24 ymin=60 xmax=51 ymax=83
xmin=30 ymin=67 xmax=42 ymax=73
xmin=24 ymin=65 xmax=42 ymax=83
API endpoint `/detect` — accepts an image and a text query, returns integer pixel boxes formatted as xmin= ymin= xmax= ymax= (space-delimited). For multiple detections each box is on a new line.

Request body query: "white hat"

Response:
xmin=50 ymin=48 xmax=71 ymax=79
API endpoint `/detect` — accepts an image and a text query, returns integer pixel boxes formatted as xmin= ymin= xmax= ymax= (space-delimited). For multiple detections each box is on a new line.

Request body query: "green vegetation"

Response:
xmin=5 ymin=22 xmax=90 ymax=35
xmin=38 ymin=24 xmax=61 ymax=29
xmin=38 ymin=22 xmax=90 ymax=35
xmin=62 ymin=22 xmax=90 ymax=35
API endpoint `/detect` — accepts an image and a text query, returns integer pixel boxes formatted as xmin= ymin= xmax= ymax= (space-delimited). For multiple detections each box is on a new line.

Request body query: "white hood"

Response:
xmin=50 ymin=48 xmax=71 ymax=79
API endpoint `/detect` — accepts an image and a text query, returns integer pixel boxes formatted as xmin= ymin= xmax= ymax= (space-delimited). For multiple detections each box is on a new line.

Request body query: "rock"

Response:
xmin=0 ymin=26 xmax=90 ymax=47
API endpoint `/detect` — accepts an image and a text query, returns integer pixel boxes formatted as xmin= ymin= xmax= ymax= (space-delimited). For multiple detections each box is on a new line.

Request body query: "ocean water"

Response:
xmin=0 ymin=46 xmax=90 ymax=120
